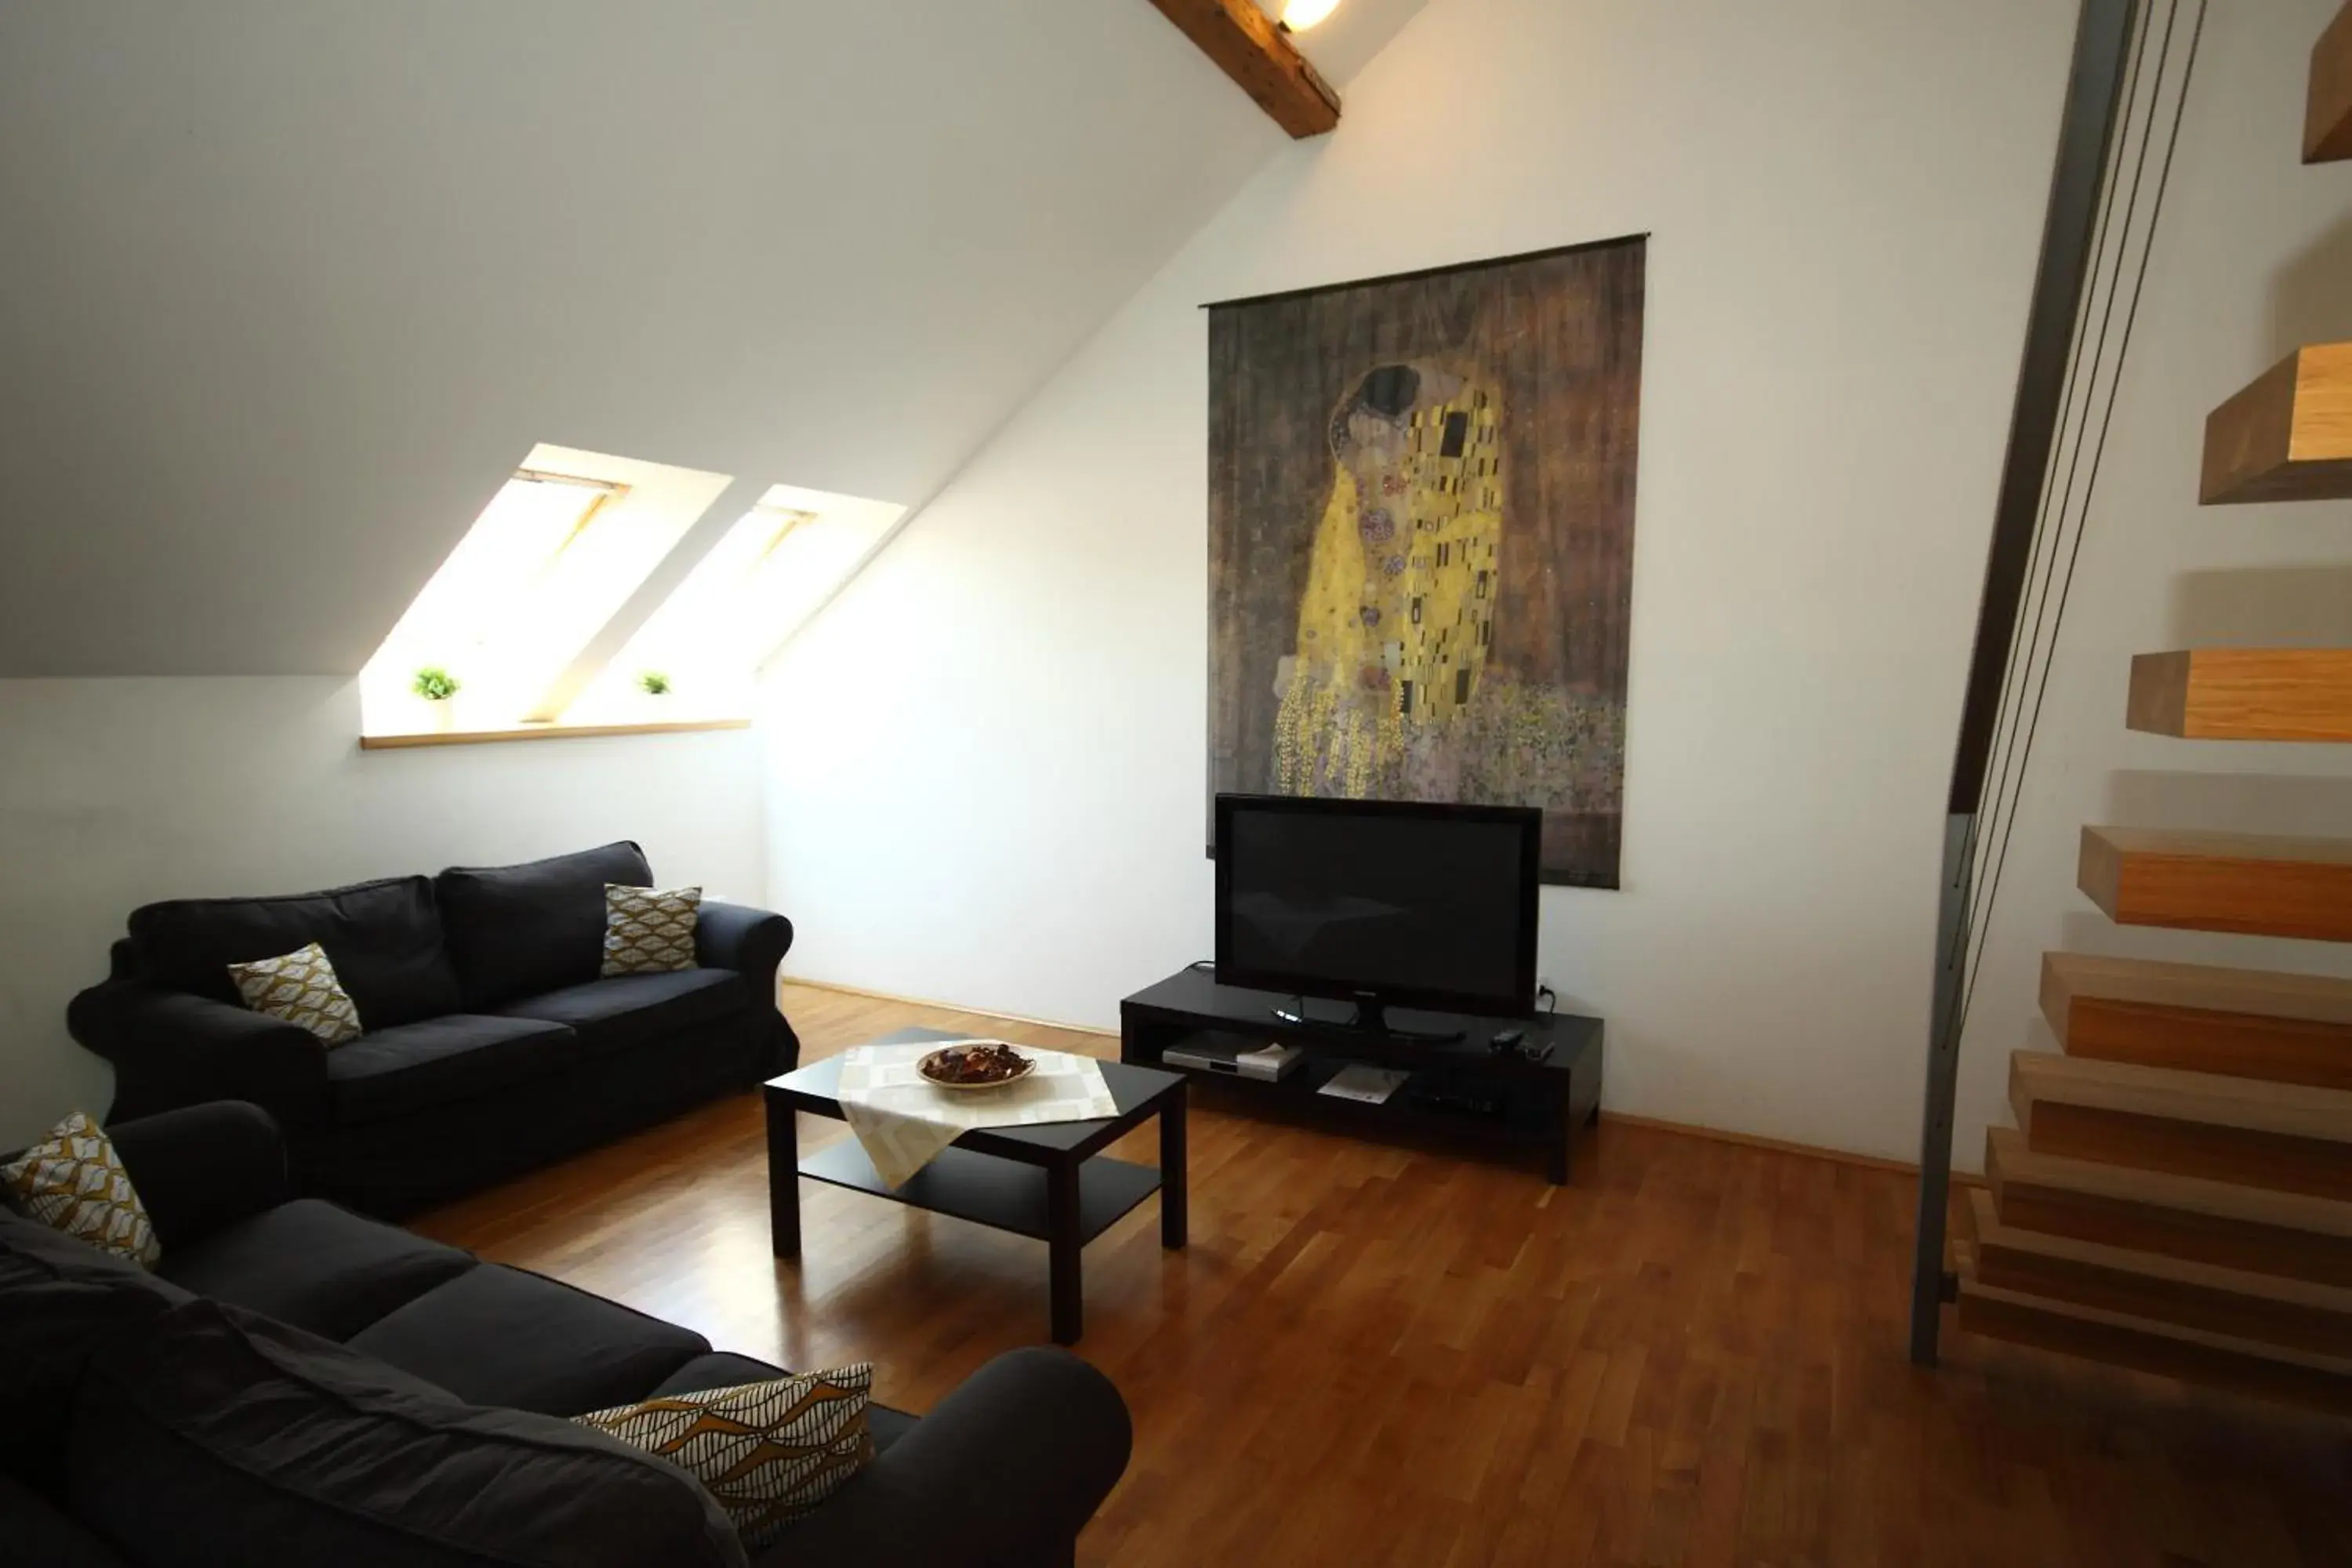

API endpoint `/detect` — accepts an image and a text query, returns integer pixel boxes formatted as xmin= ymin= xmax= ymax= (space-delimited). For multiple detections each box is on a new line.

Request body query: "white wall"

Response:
xmin=0 ymin=677 xmax=767 ymax=1146
xmin=1951 ymin=2 xmax=2352 ymax=1167
xmin=763 ymin=0 xmax=2089 ymax=1162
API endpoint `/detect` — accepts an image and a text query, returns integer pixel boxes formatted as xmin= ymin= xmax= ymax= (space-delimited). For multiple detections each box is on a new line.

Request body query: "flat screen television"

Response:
xmin=1214 ymin=793 xmax=1541 ymax=1025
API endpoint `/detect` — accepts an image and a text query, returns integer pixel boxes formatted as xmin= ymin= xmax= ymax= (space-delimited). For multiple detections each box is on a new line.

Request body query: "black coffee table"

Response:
xmin=764 ymin=1027 xmax=1188 ymax=1345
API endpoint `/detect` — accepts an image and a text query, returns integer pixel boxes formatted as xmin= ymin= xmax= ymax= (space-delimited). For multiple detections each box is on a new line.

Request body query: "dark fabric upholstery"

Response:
xmin=67 ymin=849 xmax=800 ymax=1216
xmin=0 ymin=1210 xmax=191 ymax=1306
xmin=305 ymin=1011 xmax=768 ymax=1217
xmin=123 ymin=874 xmax=463 ymax=1026
xmin=762 ymin=1347 xmax=1132 ymax=1568
xmin=691 ymin=899 xmax=800 ymax=1081
xmin=651 ymin=1352 xmax=918 ymax=1456
xmin=500 ymin=967 xmax=746 ymax=1056
xmin=0 ymin=1475 xmax=136 ymax=1566
xmin=348 ymin=1264 xmax=707 ymax=1416
xmin=67 ymin=983 xmax=331 ymax=1130
xmin=436 ymin=840 xmax=653 ymax=1009
xmin=71 ymin=1299 xmax=746 ymax=1568
xmin=107 ymin=1100 xmax=292 ymax=1247
xmin=156 ymin=1198 xmax=476 ymax=1340
xmin=695 ymin=901 xmax=795 ymax=989
xmin=0 ymin=1212 xmax=191 ymax=1496
xmin=5 ymin=1108 xmax=1128 ymax=1567
xmin=325 ymin=1013 xmax=575 ymax=1123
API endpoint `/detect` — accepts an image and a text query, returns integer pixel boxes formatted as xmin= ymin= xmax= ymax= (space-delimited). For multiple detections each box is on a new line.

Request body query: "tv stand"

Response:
xmin=1268 ymin=994 xmax=1465 ymax=1044
xmin=1123 ymin=967 xmax=1602 ymax=1183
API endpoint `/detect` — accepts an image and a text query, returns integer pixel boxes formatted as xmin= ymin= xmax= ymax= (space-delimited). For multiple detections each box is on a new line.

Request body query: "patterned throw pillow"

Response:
xmin=2 ymin=1111 xmax=162 ymax=1269
xmin=572 ymin=1366 xmax=873 ymax=1547
xmin=603 ymin=884 xmax=702 ymax=976
xmin=227 ymin=942 xmax=364 ymax=1045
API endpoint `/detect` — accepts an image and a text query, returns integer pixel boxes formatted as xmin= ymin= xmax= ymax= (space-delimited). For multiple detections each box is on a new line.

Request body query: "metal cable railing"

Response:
xmin=1908 ymin=0 xmax=2206 ymax=1365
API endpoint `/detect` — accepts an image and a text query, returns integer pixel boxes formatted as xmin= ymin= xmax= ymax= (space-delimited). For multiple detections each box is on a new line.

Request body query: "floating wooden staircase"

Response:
xmin=1951 ymin=4 xmax=2352 ymax=1410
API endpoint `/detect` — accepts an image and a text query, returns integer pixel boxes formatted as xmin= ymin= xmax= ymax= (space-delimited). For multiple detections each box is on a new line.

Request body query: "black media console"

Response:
xmin=1119 ymin=967 xmax=1603 ymax=1183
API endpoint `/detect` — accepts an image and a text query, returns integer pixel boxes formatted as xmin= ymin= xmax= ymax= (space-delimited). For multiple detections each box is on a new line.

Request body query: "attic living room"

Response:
xmin=5 ymin=0 xmax=2352 ymax=1563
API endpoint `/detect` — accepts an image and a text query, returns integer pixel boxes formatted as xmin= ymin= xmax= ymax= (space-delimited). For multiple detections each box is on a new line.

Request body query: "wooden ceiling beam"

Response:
xmin=1146 ymin=0 xmax=1341 ymax=139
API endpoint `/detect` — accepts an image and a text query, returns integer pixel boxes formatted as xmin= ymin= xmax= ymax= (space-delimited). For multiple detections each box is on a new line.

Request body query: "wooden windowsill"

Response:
xmin=360 ymin=718 xmax=752 ymax=750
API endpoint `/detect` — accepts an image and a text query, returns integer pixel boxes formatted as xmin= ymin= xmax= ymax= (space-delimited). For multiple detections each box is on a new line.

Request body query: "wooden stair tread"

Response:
xmin=1954 ymin=1286 xmax=2352 ymax=1411
xmin=2079 ymin=826 xmax=2352 ymax=942
xmin=2310 ymin=0 xmax=2352 ymax=163
xmin=1964 ymin=1189 xmax=2352 ymax=1397
xmin=2200 ymin=343 xmax=2352 ymax=504
xmin=1958 ymin=1258 xmax=2352 ymax=1377
xmin=2043 ymin=951 xmax=2352 ymax=1024
xmin=2011 ymin=1050 xmax=2352 ymax=1142
xmin=2042 ymin=952 xmax=2352 ymax=1090
xmin=2084 ymin=826 xmax=2352 ymax=864
xmin=1968 ymin=1187 xmax=2352 ymax=1315
xmin=1986 ymin=1125 xmax=2352 ymax=1237
xmin=2126 ymin=648 xmax=2352 ymax=741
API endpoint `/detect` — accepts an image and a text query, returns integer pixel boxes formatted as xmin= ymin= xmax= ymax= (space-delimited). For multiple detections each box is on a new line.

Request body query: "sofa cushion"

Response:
xmin=227 ymin=941 xmax=365 ymax=1045
xmin=500 ymin=967 xmax=748 ymax=1058
xmin=71 ymin=1298 xmax=746 ymax=1568
xmin=437 ymin=841 xmax=655 ymax=1009
xmin=126 ymin=875 xmax=463 ymax=1027
xmin=655 ymin=1352 xmax=919 ymax=1457
xmin=347 ymin=1263 xmax=708 ymax=1416
xmin=325 ymin=1013 xmax=575 ymax=1124
xmin=2 ymin=1110 xmax=162 ymax=1268
xmin=575 ymin=1364 xmax=873 ymax=1549
xmin=603 ymin=884 xmax=703 ymax=975
xmin=155 ymin=1197 xmax=477 ymax=1340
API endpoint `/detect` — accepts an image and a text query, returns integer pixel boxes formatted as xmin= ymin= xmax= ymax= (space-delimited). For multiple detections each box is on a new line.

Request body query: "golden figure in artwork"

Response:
xmin=1273 ymin=360 xmax=1506 ymax=800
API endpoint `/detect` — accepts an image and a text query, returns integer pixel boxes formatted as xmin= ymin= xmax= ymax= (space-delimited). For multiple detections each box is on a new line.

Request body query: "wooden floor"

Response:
xmin=416 ymin=984 xmax=2352 ymax=1567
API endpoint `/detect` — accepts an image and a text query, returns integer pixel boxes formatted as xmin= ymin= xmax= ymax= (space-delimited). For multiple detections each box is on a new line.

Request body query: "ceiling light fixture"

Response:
xmin=1279 ymin=0 xmax=1341 ymax=33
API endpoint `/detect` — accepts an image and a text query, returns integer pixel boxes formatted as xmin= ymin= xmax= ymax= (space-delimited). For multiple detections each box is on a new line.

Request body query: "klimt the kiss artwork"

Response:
xmin=1207 ymin=236 xmax=1646 ymax=887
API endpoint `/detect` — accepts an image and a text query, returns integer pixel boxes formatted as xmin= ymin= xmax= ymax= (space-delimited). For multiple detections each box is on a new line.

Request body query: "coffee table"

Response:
xmin=764 ymin=1027 xmax=1188 ymax=1345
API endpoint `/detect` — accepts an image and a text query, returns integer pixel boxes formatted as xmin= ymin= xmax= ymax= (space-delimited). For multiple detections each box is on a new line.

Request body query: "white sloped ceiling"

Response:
xmin=0 ymin=0 xmax=1421 ymax=677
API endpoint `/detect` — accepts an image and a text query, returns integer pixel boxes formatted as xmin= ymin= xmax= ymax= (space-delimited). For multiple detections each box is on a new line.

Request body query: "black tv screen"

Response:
xmin=1214 ymin=794 xmax=1541 ymax=1017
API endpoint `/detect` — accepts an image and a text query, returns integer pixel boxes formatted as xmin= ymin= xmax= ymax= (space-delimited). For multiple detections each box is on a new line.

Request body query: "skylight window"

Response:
xmin=359 ymin=445 xmax=732 ymax=740
xmin=566 ymin=483 xmax=906 ymax=724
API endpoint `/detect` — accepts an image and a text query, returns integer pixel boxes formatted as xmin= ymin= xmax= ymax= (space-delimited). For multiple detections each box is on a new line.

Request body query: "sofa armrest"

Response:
xmin=762 ymin=1348 xmax=1131 ymax=1568
xmin=107 ymin=1102 xmax=292 ymax=1248
xmin=66 ymin=984 xmax=329 ymax=1134
xmin=696 ymin=902 xmax=793 ymax=992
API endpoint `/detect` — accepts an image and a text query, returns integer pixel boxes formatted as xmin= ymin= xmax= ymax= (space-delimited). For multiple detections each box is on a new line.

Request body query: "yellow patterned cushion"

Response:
xmin=227 ymin=942 xmax=363 ymax=1045
xmin=572 ymin=1366 xmax=873 ymax=1547
xmin=603 ymin=884 xmax=702 ymax=976
xmin=2 ymin=1110 xmax=162 ymax=1268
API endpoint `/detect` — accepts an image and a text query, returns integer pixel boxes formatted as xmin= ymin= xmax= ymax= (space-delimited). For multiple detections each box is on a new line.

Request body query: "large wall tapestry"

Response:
xmin=1207 ymin=235 xmax=1646 ymax=887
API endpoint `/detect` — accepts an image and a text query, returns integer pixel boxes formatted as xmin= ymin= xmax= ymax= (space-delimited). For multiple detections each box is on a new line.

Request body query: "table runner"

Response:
xmin=833 ymin=1040 xmax=1120 ymax=1187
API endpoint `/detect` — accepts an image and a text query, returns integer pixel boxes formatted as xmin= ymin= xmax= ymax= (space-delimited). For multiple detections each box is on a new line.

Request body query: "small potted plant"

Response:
xmin=637 ymin=670 xmax=672 ymax=699
xmin=412 ymin=666 xmax=460 ymax=731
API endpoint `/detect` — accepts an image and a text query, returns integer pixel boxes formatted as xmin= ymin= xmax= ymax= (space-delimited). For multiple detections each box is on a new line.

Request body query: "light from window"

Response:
xmin=360 ymin=445 xmax=732 ymax=737
xmin=567 ymin=483 xmax=905 ymax=723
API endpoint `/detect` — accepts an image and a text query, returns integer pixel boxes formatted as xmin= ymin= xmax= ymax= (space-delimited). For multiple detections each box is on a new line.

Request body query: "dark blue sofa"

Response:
xmin=1 ymin=1102 xmax=1131 ymax=1566
xmin=66 ymin=842 xmax=797 ymax=1216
